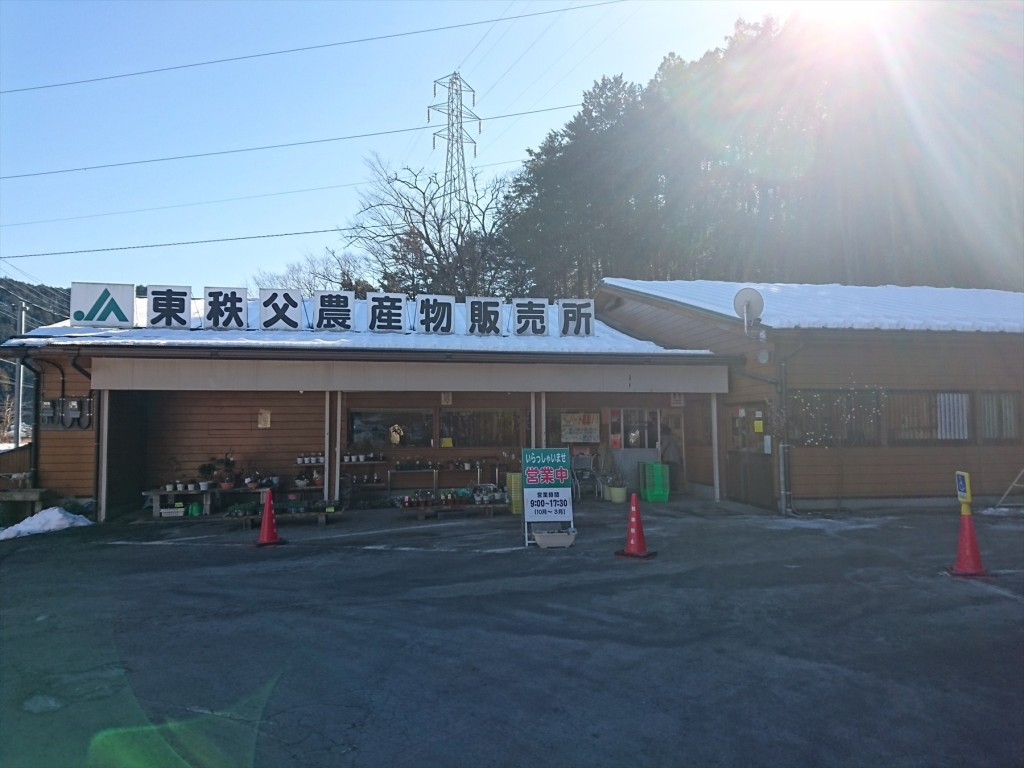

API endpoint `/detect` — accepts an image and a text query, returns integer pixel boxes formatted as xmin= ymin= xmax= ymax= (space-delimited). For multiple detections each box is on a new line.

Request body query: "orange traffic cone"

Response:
xmin=949 ymin=508 xmax=986 ymax=577
xmin=615 ymin=493 xmax=657 ymax=559
xmin=256 ymin=490 xmax=286 ymax=547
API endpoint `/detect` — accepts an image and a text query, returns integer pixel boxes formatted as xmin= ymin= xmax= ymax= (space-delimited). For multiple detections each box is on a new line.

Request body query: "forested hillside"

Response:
xmin=498 ymin=3 xmax=1023 ymax=296
xmin=0 ymin=280 xmax=69 ymax=341
xmin=0 ymin=281 xmax=69 ymax=424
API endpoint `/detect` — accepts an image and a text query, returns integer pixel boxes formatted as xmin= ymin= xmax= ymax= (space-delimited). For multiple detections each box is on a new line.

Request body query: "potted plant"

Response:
xmin=294 ymin=470 xmax=310 ymax=488
xmin=197 ymin=461 xmax=217 ymax=491
xmin=603 ymin=468 xmax=628 ymax=503
xmin=164 ymin=456 xmax=180 ymax=492
xmin=215 ymin=454 xmax=237 ymax=489
xmin=243 ymin=468 xmax=263 ymax=489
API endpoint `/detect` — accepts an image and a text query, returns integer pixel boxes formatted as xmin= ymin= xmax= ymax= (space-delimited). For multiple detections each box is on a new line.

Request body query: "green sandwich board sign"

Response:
xmin=521 ymin=448 xmax=574 ymax=526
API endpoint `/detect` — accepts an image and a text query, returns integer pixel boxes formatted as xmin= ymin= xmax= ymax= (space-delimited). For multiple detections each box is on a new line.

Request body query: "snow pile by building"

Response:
xmin=0 ymin=507 xmax=93 ymax=541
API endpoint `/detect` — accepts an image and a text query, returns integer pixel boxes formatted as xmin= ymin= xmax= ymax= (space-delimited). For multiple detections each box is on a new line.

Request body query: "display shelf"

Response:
xmin=387 ymin=468 xmax=438 ymax=495
xmin=142 ymin=488 xmax=214 ymax=517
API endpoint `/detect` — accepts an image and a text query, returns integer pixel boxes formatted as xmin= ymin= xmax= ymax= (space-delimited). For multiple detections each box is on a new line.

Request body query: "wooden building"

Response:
xmin=595 ymin=279 xmax=1024 ymax=510
xmin=0 ymin=285 xmax=731 ymax=520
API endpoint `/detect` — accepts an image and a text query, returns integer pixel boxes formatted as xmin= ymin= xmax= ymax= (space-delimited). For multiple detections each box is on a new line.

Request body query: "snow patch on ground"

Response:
xmin=978 ymin=506 xmax=1024 ymax=517
xmin=753 ymin=516 xmax=893 ymax=532
xmin=0 ymin=507 xmax=93 ymax=541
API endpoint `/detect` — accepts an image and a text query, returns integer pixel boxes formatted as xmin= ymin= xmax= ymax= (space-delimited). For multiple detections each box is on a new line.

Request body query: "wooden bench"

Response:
xmin=0 ymin=488 xmax=46 ymax=516
xmin=412 ymin=503 xmax=510 ymax=521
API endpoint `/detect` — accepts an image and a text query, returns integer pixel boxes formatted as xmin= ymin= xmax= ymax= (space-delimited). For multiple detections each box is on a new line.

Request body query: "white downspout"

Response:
xmin=711 ymin=393 xmax=721 ymax=502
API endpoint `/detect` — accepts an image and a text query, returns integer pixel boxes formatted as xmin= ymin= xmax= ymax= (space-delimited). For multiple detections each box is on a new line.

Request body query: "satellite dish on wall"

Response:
xmin=733 ymin=287 xmax=764 ymax=336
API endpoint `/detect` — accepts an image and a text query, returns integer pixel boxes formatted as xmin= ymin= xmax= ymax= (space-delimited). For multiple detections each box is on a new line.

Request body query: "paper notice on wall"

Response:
xmin=560 ymin=412 xmax=600 ymax=443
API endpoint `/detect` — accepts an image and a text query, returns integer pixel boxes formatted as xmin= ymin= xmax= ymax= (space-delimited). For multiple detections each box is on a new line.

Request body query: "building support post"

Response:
xmin=540 ymin=392 xmax=546 ymax=449
xmin=97 ymin=389 xmax=109 ymax=522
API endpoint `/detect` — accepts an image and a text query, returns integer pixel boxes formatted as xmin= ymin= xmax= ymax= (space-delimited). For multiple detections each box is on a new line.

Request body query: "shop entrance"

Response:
xmin=608 ymin=408 xmax=661 ymax=492
xmin=726 ymin=404 xmax=774 ymax=509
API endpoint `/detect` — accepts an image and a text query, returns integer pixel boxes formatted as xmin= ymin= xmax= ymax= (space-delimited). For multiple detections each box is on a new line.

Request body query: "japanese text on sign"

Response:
xmin=522 ymin=448 xmax=574 ymax=523
xmin=71 ymin=283 xmax=596 ymax=338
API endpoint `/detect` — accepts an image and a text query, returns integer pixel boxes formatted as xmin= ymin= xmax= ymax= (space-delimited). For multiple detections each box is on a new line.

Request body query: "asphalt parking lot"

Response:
xmin=1 ymin=497 xmax=1022 ymax=768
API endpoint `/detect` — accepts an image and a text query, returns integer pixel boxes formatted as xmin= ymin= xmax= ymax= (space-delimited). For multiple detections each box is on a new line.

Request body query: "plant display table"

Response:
xmin=407 ymin=502 xmax=510 ymax=521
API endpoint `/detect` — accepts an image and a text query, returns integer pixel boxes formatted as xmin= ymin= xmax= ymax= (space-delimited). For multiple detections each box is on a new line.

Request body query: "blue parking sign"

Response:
xmin=955 ymin=471 xmax=971 ymax=503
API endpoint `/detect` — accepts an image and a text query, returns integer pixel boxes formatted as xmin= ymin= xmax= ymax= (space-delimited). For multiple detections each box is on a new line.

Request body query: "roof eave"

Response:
xmin=3 ymin=342 xmax=738 ymax=367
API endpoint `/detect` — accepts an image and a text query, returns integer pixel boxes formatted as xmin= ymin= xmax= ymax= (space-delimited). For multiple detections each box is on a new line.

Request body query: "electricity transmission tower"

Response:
xmin=428 ymin=72 xmax=481 ymax=241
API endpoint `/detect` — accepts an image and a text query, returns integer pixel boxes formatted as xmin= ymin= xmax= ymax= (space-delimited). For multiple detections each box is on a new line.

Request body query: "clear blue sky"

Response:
xmin=0 ymin=0 xmax=807 ymax=292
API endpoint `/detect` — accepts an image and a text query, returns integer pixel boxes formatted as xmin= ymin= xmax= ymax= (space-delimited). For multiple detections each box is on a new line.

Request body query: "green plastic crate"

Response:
xmin=639 ymin=462 xmax=670 ymax=502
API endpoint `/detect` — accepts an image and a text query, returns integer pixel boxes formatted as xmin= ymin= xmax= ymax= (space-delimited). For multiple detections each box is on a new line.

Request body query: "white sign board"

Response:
xmin=70 ymin=282 xmax=135 ymax=328
xmin=560 ymin=412 xmax=600 ymax=443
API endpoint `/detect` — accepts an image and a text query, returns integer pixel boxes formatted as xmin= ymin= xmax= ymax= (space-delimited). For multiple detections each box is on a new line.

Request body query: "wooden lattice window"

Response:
xmin=886 ymin=392 xmax=971 ymax=445
xmin=979 ymin=392 xmax=1020 ymax=442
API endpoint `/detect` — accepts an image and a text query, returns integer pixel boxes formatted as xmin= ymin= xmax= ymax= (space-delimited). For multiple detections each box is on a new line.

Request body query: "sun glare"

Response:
xmin=776 ymin=0 xmax=893 ymax=28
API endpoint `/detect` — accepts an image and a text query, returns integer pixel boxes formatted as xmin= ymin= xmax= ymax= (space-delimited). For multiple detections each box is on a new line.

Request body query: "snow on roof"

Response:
xmin=602 ymin=279 xmax=1024 ymax=333
xmin=4 ymin=298 xmax=712 ymax=358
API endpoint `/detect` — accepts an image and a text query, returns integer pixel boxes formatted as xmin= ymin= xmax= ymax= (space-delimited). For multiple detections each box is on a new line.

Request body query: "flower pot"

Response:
xmin=219 ymin=482 xmax=234 ymax=490
xmin=533 ymin=529 xmax=577 ymax=548
xmin=606 ymin=486 xmax=627 ymax=504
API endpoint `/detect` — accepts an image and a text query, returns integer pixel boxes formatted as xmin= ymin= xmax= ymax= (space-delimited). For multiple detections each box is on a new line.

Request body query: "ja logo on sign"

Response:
xmin=72 ymin=288 xmax=128 ymax=323
xmin=70 ymin=283 xmax=135 ymax=327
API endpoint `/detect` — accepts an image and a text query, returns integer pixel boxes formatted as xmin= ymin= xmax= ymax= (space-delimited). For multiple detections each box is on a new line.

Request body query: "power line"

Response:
xmin=0 ymin=1 xmax=625 ymax=95
xmin=0 ymin=182 xmax=366 ymax=228
xmin=0 ymin=160 xmax=523 ymax=228
xmin=0 ymin=105 xmax=576 ymax=180
xmin=1 ymin=228 xmax=346 ymax=259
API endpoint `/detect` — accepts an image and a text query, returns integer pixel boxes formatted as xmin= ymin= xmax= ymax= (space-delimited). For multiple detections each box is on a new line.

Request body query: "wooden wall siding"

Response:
xmin=144 ymin=391 xmax=326 ymax=488
xmin=0 ymin=444 xmax=32 ymax=487
xmin=685 ymin=447 xmax=716 ymax=487
xmin=782 ymin=334 xmax=1024 ymax=391
xmin=683 ymin=397 xmax=715 ymax=486
xmin=789 ymin=445 xmax=1023 ymax=499
xmin=35 ymin=358 xmax=95 ymax=498
xmin=38 ymin=359 xmax=93 ymax=399
xmin=36 ymin=430 xmax=95 ymax=497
